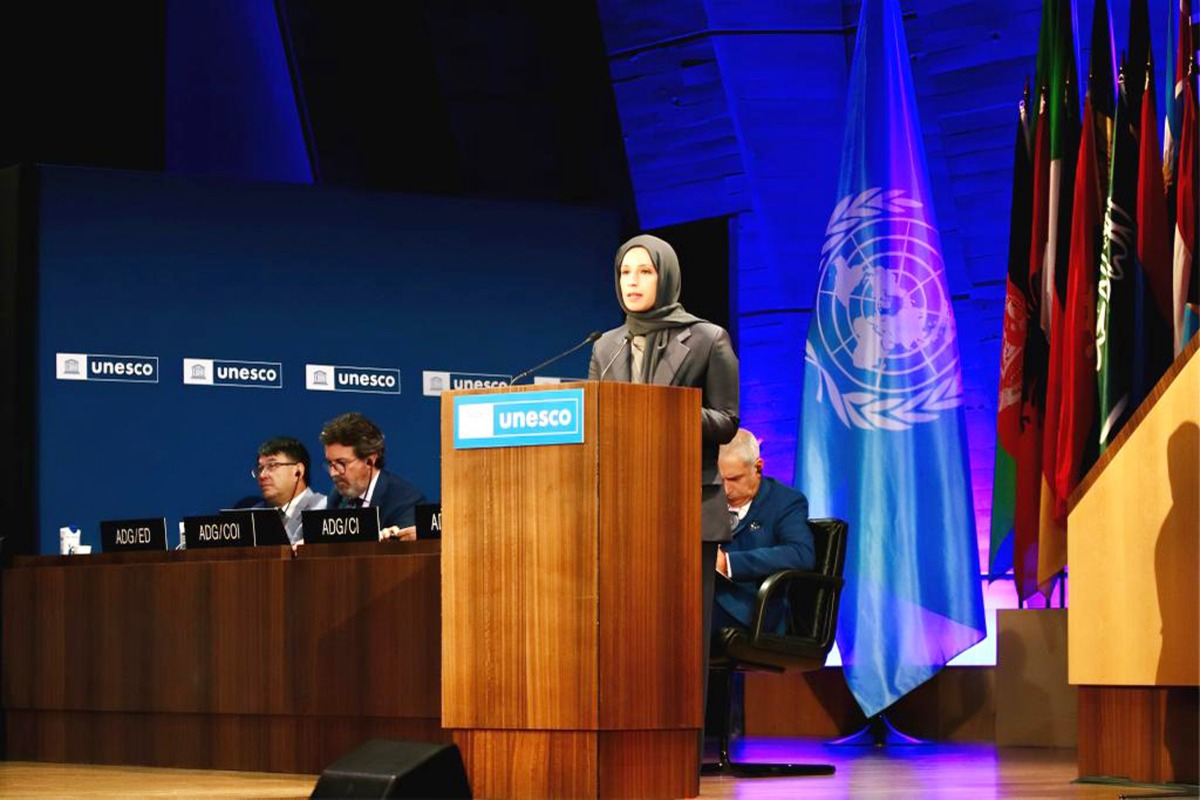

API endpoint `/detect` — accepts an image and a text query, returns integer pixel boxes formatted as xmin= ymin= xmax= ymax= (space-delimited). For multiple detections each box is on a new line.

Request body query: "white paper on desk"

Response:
xmin=59 ymin=526 xmax=80 ymax=555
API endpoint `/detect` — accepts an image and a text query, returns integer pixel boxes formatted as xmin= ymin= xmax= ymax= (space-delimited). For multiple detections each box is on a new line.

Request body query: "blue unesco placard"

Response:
xmin=453 ymin=388 xmax=584 ymax=449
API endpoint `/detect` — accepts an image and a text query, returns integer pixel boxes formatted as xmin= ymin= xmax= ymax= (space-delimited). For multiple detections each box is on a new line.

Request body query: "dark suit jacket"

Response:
xmin=327 ymin=469 xmax=424 ymax=529
xmin=715 ymin=477 xmax=816 ymax=630
xmin=588 ymin=321 xmax=739 ymax=542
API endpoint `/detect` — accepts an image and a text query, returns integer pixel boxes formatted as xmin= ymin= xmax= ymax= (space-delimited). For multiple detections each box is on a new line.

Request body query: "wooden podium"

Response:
xmin=1068 ymin=339 xmax=1199 ymax=784
xmin=440 ymin=381 xmax=703 ymax=799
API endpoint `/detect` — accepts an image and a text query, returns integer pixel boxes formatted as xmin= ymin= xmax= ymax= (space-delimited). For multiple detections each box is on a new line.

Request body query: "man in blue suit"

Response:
xmin=706 ymin=428 xmax=816 ymax=740
xmin=320 ymin=412 xmax=425 ymax=541
xmin=713 ymin=428 xmax=816 ymax=635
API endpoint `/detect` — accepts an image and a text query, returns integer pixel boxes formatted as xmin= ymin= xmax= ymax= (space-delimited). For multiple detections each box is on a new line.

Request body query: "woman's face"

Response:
xmin=619 ymin=246 xmax=658 ymax=312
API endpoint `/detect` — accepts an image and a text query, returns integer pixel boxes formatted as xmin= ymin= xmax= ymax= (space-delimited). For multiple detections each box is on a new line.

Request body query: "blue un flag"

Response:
xmin=795 ymin=0 xmax=986 ymax=717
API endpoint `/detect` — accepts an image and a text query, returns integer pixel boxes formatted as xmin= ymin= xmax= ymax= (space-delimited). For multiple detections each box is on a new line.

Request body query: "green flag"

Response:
xmin=1096 ymin=66 xmax=1138 ymax=451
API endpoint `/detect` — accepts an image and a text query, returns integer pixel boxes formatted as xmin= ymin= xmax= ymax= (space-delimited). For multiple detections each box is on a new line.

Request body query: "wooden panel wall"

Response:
xmin=2 ymin=542 xmax=443 ymax=773
xmin=7 ymin=711 xmax=444 ymax=775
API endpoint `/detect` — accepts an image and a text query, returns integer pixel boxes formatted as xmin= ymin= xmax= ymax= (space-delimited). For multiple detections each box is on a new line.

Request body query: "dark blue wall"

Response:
xmin=36 ymin=166 xmax=619 ymax=553
xmin=165 ymin=0 xmax=313 ymax=183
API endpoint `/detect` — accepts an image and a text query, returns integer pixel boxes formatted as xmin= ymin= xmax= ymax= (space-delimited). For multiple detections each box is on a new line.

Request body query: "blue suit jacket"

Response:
xmin=327 ymin=469 xmax=424 ymax=529
xmin=715 ymin=477 xmax=816 ymax=631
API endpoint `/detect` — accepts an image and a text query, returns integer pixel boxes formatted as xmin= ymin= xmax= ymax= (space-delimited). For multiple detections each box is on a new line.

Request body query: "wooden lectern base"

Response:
xmin=1078 ymin=685 xmax=1198 ymax=785
xmin=451 ymin=728 xmax=700 ymax=799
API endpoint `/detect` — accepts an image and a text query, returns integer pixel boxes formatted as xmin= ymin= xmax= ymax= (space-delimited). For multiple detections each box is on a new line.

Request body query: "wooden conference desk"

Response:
xmin=2 ymin=541 xmax=444 ymax=774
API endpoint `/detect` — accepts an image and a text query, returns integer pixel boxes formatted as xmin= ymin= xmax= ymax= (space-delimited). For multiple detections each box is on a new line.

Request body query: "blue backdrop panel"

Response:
xmin=37 ymin=166 xmax=618 ymax=553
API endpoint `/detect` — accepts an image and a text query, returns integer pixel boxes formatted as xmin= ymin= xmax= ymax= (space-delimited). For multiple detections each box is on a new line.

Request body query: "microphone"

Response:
xmin=598 ymin=333 xmax=632 ymax=381
xmin=508 ymin=331 xmax=602 ymax=385
xmin=352 ymin=459 xmax=377 ymax=510
xmin=276 ymin=467 xmax=304 ymax=522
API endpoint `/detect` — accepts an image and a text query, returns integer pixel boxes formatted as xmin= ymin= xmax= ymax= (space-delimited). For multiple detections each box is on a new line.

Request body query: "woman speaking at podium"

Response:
xmin=588 ymin=233 xmax=739 ymax=536
xmin=588 ymin=234 xmax=739 ymax=737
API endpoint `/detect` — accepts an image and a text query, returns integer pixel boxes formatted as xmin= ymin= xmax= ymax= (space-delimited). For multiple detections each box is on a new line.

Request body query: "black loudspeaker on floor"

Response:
xmin=310 ymin=740 xmax=472 ymax=799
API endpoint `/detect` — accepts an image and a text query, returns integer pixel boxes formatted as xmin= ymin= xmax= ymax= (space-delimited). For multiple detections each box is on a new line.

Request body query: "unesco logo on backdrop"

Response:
xmin=306 ymin=364 xmax=401 ymax=394
xmin=183 ymin=359 xmax=283 ymax=389
xmin=56 ymin=353 xmax=159 ymax=383
xmin=422 ymin=370 xmax=511 ymax=396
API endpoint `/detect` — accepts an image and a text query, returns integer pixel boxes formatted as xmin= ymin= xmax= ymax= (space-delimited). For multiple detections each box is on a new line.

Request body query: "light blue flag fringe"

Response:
xmin=795 ymin=0 xmax=986 ymax=717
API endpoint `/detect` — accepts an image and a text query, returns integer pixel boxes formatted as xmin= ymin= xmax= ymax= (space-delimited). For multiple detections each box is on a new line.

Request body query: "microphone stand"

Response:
xmin=508 ymin=331 xmax=602 ymax=385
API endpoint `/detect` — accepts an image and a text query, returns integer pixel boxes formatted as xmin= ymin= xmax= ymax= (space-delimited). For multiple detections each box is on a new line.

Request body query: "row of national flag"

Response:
xmin=990 ymin=0 xmax=1199 ymax=600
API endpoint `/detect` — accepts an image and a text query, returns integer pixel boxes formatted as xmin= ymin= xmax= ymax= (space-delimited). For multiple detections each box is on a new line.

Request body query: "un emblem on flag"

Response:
xmin=807 ymin=188 xmax=963 ymax=431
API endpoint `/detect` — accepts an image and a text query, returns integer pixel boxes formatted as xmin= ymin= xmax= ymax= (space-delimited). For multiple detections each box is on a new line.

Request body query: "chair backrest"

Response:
xmin=786 ymin=518 xmax=847 ymax=651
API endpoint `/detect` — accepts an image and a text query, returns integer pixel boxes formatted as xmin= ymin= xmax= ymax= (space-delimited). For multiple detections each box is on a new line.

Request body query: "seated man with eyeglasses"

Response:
xmin=253 ymin=436 xmax=328 ymax=545
xmin=320 ymin=412 xmax=425 ymax=541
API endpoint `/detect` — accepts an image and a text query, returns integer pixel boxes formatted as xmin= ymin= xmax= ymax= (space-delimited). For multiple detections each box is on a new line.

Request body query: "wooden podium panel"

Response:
xmin=441 ymin=400 xmax=600 ymax=729
xmin=453 ymin=729 xmax=699 ymax=799
xmin=596 ymin=384 xmax=703 ymax=731
xmin=441 ymin=381 xmax=702 ymax=799
xmin=3 ymin=542 xmax=444 ymax=773
xmin=1068 ymin=340 xmax=1199 ymax=784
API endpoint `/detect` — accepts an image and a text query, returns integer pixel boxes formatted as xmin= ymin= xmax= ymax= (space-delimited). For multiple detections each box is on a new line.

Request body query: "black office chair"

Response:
xmin=702 ymin=517 xmax=848 ymax=778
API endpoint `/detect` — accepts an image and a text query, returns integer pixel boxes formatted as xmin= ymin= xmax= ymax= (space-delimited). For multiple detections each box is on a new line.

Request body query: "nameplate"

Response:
xmin=302 ymin=507 xmax=381 ymax=544
xmin=182 ymin=514 xmax=253 ymax=549
xmin=216 ymin=508 xmax=291 ymax=547
xmin=452 ymin=388 xmax=585 ymax=449
xmin=100 ymin=517 xmax=168 ymax=552
xmin=415 ymin=502 xmax=441 ymax=540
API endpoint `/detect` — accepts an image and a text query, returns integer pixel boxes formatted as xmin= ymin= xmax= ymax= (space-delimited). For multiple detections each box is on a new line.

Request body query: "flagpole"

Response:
xmin=828 ymin=714 xmax=927 ymax=747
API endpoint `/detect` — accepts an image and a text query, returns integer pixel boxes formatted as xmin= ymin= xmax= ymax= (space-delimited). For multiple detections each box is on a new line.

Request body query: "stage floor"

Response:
xmin=0 ymin=739 xmax=1190 ymax=798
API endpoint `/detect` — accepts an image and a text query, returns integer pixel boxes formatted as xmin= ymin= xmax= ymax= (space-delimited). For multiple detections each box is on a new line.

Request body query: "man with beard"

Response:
xmin=320 ymin=412 xmax=425 ymax=541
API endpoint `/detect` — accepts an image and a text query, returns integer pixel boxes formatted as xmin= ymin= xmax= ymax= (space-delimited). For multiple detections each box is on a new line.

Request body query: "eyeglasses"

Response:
xmin=325 ymin=457 xmax=363 ymax=475
xmin=251 ymin=461 xmax=299 ymax=479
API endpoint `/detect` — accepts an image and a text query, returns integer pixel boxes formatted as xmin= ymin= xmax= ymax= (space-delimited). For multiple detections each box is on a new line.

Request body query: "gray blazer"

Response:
xmin=589 ymin=321 xmax=739 ymax=542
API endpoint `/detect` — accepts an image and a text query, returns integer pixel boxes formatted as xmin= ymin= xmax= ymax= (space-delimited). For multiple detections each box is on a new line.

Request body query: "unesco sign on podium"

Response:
xmin=452 ymin=388 xmax=584 ymax=449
